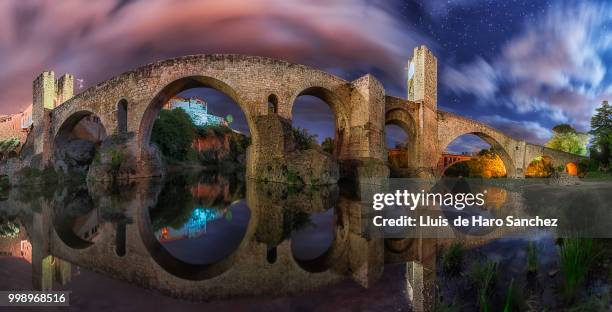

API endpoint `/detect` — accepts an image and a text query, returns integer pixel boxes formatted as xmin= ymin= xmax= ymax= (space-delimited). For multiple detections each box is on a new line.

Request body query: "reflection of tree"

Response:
xmin=151 ymin=171 xmax=248 ymax=232
xmin=282 ymin=206 xmax=312 ymax=239
xmin=0 ymin=221 xmax=19 ymax=238
xmin=150 ymin=174 xmax=196 ymax=232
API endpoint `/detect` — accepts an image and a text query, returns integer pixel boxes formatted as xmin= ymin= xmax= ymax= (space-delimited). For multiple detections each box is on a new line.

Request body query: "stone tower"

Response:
xmin=407 ymin=45 xmax=439 ymax=177
xmin=31 ymin=71 xmax=75 ymax=166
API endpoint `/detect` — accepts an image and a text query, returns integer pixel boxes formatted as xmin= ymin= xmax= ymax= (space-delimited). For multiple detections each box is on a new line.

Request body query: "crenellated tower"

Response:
xmin=31 ymin=71 xmax=75 ymax=166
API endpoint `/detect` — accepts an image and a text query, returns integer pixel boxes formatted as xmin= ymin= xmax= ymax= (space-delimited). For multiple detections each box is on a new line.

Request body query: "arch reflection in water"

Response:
xmin=153 ymin=200 xmax=250 ymax=265
xmin=290 ymin=208 xmax=335 ymax=261
xmin=142 ymin=172 xmax=251 ymax=280
xmin=53 ymin=187 xmax=99 ymax=249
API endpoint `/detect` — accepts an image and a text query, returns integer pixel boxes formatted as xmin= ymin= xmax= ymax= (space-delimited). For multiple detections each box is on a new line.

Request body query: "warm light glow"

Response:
xmin=566 ymin=162 xmax=578 ymax=176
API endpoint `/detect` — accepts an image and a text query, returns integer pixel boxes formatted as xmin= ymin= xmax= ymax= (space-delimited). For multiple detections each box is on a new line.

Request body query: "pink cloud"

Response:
xmin=0 ymin=0 xmax=431 ymax=114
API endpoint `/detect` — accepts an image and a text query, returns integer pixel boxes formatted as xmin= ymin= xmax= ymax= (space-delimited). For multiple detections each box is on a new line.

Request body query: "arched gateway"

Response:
xmin=20 ymin=46 xmax=584 ymax=182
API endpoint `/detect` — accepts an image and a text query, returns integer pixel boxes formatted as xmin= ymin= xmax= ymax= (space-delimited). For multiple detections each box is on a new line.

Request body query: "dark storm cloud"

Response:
xmin=0 ymin=0 xmax=430 ymax=114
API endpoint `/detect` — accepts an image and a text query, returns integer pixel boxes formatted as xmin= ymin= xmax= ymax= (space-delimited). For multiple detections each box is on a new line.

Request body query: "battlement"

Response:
xmin=31 ymin=70 xmax=75 ymax=159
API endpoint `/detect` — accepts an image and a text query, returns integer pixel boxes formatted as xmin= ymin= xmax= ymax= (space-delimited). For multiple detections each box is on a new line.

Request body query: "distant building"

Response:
xmin=164 ymin=97 xmax=228 ymax=127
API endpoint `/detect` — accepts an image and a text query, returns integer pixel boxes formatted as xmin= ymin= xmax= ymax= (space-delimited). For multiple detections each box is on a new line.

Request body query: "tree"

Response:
xmin=545 ymin=124 xmax=588 ymax=156
xmin=321 ymin=137 xmax=335 ymax=155
xmin=468 ymin=148 xmax=506 ymax=178
xmin=151 ymin=108 xmax=196 ymax=161
xmin=291 ymin=127 xmax=317 ymax=151
xmin=589 ymin=100 xmax=612 ymax=166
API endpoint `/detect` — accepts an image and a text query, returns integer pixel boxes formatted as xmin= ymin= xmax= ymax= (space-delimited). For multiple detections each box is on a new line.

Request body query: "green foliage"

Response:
xmin=291 ymin=127 xmax=317 ymax=151
xmin=469 ymin=259 xmax=497 ymax=312
xmin=149 ymin=174 xmax=195 ymax=232
xmin=545 ymin=125 xmax=588 ymax=156
xmin=0 ymin=221 xmax=19 ymax=238
xmin=502 ymin=279 xmax=514 ymax=312
xmin=578 ymin=158 xmax=598 ymax=174
xmin=565 ymin=293 xmax=609 ymax=312
xmin=286 ymin=170 xmax=304 ymax=185
xmin=0 ymin=138 xmax=20 ymax=153
xmin=321 ymin=137 xmax=335 ymax=155
xmin=526 ymin=241 xmax=538 ymax=274
xmin=559 ymin=238 xmax=596 ymax=303
xmin=442 ymin=242 xmax=464 ymax=275
xmin=151 ymin=108 xmax=196 ymax=161
xmin=589 ymin=101 xmax=612 ymax=166
xmin=108 ymin=148 xmax=123 ymax=177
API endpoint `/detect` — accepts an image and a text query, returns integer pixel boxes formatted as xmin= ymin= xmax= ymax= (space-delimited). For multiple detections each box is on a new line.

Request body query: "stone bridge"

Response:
xmin=17 ymin=45 xmax=584 ymax=182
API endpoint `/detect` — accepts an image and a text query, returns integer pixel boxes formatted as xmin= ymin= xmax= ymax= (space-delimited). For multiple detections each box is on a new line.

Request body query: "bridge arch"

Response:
xmin=52 ymin=110 xmax=108 ymax=173
xmin=138 ymin=75 xmax=252 ymax=151
xmin=438 ymin=131 xmax=515 ymax=178
xmin=289 ymin=86 xmax=350 ymax=158
xmin=385 ymin=108 xmax=417 ymax=175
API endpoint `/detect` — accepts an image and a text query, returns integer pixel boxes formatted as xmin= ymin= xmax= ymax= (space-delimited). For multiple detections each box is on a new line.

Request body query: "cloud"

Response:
xmin=479 ymin=115 xmax=553 ymax=145
xmin=442 ymin=1 xmax=612 ymax=131
xmin=0 ymin=0 xmax=430 ymax=114
xmin=442 ymin=57 xmax=498 ymax=99
xmin=445 ymin=134 xmax=490 ymax=154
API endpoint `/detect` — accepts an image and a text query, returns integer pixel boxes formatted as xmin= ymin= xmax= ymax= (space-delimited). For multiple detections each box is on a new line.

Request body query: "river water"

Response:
xmin=0 ymin=171 xmax=611 ymax=311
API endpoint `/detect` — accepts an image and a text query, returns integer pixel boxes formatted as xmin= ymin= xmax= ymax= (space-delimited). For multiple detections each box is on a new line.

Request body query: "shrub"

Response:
xmin=442 ymin=242 xmax=464 ymax=275
xmin=291 ymin=127 xmax=317 ymax=151
xmin=151 ymin=108 xmax=196 ymax=161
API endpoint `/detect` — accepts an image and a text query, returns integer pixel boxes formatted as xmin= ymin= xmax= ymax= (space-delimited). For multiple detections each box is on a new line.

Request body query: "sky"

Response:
xmin=0 ymin=0 xmax=610 ymax=153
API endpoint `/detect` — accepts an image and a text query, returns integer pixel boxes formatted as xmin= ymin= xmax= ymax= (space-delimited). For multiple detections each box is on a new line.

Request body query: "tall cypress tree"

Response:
xmin=589 ymin=101 xmax=612 ymax=166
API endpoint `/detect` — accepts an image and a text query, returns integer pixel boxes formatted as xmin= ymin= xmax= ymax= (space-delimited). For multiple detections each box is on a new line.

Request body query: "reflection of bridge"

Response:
xmin=435 ymin=153 xmax=473 ymax=176
xmin=3 ymin=46 xmax=585 ymax=182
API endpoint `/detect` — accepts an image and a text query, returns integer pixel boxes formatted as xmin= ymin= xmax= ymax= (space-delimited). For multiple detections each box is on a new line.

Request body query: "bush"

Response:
xmin=291 ymin=127 xmax=317 ymax=151
xmin=442 ymin=242 xmax=464 ymax=275
xmin=151 ymin=108 xmax=196 ymax=161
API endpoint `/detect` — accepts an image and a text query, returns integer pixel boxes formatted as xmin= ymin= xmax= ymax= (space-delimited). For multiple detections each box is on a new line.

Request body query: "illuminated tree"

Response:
xmin=545 ymin=124 xmax=588 ymax=156
xmin=468 ymin=148 xmax=506 ymax=178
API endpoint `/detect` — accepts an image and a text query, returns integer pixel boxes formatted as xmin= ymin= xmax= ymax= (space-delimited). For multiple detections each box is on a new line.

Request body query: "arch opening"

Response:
xmin=566 ymin=162 xmax=578 ymax=176
xmin=139 ymin=76 xmax=252 ymax=154
xmin=290 ymin=87 xmax=347 ymax=159
xmin=53 ymin=111 xmax=107 ymax=175
xmin=141 ymin=77 xmax=252 ymax=177
xmin=384 ymin=108 xmax=417 ymax=177
xmin=525 ymin=156 xmax=554 ymax=178
xmin=439 ymin=133 xmax=510 ymax=178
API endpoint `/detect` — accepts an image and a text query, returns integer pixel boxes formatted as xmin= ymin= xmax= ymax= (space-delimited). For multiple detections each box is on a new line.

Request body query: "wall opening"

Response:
xmin=267 ymin=94 xmax=278 ymax=115
xmin=117 ymin=99 xmax=128 ymax=134
xmin=115 ymin=223 xmax=126 ymax=257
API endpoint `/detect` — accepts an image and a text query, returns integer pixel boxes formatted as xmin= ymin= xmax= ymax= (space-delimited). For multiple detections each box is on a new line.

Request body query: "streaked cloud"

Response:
xmin=0 ymin=0 xmax=430 ymax=114
xmin=442 ymin=1 xmax=612 ymax=131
